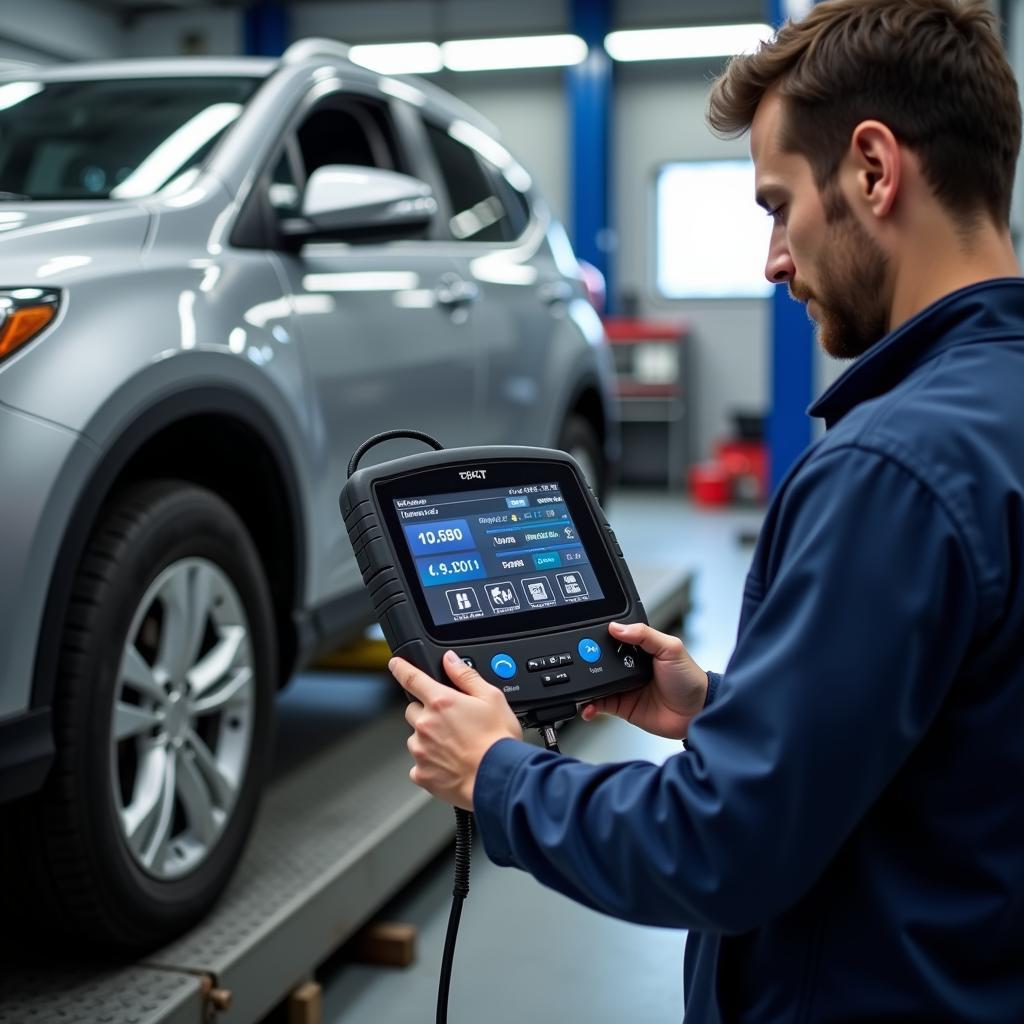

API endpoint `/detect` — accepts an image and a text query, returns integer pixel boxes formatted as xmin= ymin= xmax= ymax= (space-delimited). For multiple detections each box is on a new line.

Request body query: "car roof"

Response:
xmin=0 ymin=57 xmax=277 ymax=81
xmin=0 ymin=42 xmax=500 ymax=138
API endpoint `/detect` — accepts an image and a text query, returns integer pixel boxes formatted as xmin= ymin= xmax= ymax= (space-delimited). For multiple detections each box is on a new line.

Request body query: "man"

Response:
xmin=390 ymin=0 xmax=1024 ymax=1019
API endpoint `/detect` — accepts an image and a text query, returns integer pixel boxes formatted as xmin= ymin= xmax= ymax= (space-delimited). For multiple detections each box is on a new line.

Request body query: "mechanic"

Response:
xmin=389 ymin=0 xmax=1024 ymax=1019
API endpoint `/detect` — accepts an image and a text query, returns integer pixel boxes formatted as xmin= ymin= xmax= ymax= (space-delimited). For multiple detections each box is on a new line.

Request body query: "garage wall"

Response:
xmin=119 ymin=9 xmax=243 ymax=58
xmin=291 ymin=0 xmax=568 ymax=39
xmin=0 ymin=0 xmax=122 ymax=62
xmin=614 ymin=62 xmax=769 ymax=461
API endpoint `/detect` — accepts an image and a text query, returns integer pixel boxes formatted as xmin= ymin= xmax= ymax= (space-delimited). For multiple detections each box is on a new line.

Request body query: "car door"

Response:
xmin=417 ymin=115 xmax=580 ymax=450
xmin=268 ymin=90 xmax=480 ymax=599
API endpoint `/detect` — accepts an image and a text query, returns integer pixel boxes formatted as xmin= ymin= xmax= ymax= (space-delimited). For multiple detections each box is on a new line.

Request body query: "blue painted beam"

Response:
xmin=766 ymin=0 xmax=816 ymax=490
xmin=244 ymin=2 xmax=289 ymax=58
xmin=567 ymin=0 xmax=615 ymax=312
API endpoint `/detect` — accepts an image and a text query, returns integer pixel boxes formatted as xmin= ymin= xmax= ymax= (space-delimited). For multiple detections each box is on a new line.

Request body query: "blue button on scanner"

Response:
xmin=577 ymin=638 xmax=602 ymax=664
xmin=490 ymin=653 xmax=517 ymax=679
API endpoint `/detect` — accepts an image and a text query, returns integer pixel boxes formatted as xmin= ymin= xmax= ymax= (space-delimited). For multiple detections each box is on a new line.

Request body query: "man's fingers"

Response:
xmin=390 ymin=656 xmax=449 ymax=705
xmin=581 ymin=688 xmax=638 ymax=722
xmin=441 ymin=650 xmax=495 ymax=697
xmin=608 ymin=621 xmax=684 ymax=662
xmin=391 ymin=653 xmax=495 ymax=706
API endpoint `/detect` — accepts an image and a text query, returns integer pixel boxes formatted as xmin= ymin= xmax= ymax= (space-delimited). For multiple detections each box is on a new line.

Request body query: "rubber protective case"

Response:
xmin=340 ymin=446 xmax=652 ymax=726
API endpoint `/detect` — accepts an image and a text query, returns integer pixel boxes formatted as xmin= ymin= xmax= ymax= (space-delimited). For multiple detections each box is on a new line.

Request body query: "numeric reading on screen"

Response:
xmin=418 ymin=528 xmax=464 ymax=545
xmin=394 ymin=482 xmax=605 ymax=628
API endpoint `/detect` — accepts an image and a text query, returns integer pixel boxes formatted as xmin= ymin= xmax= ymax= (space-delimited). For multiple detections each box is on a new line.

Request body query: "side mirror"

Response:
xmin=281 ymin=165 xmax=437 ymax=243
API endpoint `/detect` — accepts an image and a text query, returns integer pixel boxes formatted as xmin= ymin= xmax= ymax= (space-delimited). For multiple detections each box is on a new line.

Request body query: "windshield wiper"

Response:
xmin=0 ymin=191 xmax=31 ymax=201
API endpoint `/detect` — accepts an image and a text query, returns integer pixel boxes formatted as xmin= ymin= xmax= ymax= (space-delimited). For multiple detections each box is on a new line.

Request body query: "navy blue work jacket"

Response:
xmin=474 ymin=279 xmax=1024 ymax=1022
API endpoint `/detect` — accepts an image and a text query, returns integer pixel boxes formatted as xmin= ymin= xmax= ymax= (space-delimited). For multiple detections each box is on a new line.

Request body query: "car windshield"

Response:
xmin=0 ymin=76 xmax=261 ymax=200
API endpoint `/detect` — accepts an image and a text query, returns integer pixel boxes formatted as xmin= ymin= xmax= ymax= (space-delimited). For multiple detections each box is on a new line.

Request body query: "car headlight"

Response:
xmin=0 ymin=288 xmax=60 ymax=363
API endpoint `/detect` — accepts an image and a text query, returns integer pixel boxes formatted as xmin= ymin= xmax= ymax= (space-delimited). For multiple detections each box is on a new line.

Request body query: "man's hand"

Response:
xmin=390 ymin=650 xmax=523 ymax=810
xmin=580 ymin=621 xmax=708 ymax=740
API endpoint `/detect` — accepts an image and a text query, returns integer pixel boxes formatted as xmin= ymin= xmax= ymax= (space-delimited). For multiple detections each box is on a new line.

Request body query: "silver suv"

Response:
xmin=0 ymin=40 xmax=618 ymax=949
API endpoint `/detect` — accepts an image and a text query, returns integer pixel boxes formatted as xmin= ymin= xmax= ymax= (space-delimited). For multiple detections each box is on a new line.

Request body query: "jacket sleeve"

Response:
xmin=704 ymin=671 xmax=722 ymax=708
xmin=472 ymin=446 xmax=979 ymax=931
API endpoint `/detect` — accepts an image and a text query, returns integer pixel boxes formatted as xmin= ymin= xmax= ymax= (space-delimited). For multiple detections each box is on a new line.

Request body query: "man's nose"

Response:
xmin=764 ymin=230 xmax=794 ymax=284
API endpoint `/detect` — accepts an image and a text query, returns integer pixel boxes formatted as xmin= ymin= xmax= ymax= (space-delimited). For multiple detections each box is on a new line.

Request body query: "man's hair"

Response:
xmin=707 ymin=0 xmax=1021 ymax=226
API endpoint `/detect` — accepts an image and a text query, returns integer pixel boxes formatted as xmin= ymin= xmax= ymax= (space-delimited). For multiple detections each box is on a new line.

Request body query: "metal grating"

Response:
xmin=0 ymin=965 xmax=201 ymax=1024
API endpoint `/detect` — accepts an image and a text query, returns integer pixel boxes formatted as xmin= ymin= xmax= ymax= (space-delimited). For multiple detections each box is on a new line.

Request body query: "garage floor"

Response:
xmin=269 ymin=490 xmax=763 ymax=1024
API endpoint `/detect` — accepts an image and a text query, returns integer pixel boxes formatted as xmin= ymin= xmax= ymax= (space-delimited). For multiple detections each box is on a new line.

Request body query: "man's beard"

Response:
xmin=790 ymin=191 xmax=890 ymax=360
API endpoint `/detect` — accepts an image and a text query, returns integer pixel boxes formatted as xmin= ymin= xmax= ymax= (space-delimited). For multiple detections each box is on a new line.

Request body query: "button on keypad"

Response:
xmin=541 ymin=670 xmax=572 ymax=687
xmin=528 ymin=652 xmax=573 ymax=672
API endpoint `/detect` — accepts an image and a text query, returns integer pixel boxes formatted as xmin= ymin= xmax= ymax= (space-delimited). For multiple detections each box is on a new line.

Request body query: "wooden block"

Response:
xmin=288 ymin=980 xmax=322 ymax=1024
xmin=351 ymin=921 xmax=418 ymax=967
xmin=311 ymin=638 xmax=392 ymax=672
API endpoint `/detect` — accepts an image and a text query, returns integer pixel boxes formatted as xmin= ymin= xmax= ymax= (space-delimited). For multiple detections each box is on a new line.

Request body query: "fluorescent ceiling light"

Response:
xmin=605 ymin=23 xmax=773 ymax=62
xmin=442 ymin=34 xmax=587 ymax=72
xmin=349 ymin=42 xmax=442 ymax=75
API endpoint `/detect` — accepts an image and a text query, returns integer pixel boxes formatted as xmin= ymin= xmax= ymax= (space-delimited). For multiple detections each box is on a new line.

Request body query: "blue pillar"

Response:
xmin=244 ymin=2 xmax=288 ymax=57
xmin=568 ymin=0 xmax=615 ymax=312
xmin=767 ymin=0 xmax=816 ymax=491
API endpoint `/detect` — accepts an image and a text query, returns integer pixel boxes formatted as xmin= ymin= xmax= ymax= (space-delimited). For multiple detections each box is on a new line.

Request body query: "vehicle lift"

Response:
xmin=0 ymin=565 xmax=691 ymax=1024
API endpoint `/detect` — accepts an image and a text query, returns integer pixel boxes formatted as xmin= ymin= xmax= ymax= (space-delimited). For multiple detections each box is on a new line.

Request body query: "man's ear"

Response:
xmin=848 ymin=120 xmax=901 ymax=219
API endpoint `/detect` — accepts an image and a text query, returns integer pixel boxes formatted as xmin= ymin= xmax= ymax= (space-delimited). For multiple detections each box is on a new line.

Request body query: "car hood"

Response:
xmin=0 ymin=202 xmax=151 ymax=283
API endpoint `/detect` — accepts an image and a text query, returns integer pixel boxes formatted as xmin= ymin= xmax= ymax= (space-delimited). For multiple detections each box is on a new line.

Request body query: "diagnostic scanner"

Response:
xmin=340 ymin=441 xmax=652 ymax=726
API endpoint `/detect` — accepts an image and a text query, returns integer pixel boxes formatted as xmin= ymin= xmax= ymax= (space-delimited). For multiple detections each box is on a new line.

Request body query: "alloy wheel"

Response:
xmin=110 ymin=557 xmax=255 ymax=880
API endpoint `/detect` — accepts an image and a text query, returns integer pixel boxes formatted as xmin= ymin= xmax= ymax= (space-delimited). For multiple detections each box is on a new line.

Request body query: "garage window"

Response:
xmin=655 ymin=160 xmax=773 ymax=299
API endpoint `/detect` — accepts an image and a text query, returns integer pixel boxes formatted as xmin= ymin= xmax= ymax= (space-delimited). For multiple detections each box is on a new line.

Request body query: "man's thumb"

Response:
xmin=442 ymin=649 xmax=494 ymax=696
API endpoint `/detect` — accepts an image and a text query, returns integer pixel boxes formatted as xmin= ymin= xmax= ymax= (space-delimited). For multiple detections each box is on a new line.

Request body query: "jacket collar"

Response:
xmin=809 ymin=277 xmax=1024 ymax=428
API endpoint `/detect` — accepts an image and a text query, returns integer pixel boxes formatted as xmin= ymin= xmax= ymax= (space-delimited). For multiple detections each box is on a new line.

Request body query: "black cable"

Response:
xmin=437 ymin=732 xmax=559 ymax=1022
xmin=539 ymin=725 xmax=561 ymax=753
xmin=347 ymin=428 xmax=444 ymax=478
xmin=347 ymin=431 xmax=561 ymax=1021
xmin=437 ymin=807 xmax=473 ymax=1024
xmin=345 ymin=429 xmax=467 ymax=1022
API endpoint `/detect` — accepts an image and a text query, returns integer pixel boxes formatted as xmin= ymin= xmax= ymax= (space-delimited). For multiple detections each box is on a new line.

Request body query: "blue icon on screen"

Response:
xmin=533 ymin=551 xmax=561 ymax=570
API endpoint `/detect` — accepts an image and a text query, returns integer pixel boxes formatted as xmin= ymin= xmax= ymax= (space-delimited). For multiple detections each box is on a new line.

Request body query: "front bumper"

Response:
xmin=0 ymin=708 xmax=53 ymax=801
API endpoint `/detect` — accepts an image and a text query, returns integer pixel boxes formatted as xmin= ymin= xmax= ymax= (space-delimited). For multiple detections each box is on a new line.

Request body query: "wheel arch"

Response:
xmin=560 ymin=375 xmax=619 ymax=480
xmin=31 ymin=387 xmax=306 ymax=710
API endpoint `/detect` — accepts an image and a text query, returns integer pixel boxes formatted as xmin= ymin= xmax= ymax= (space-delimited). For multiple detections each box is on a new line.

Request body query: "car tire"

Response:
xmin=9 ymin=481 xmax=276 ymax=951
xmin=558 ymin=414 xmax=607 ymax=504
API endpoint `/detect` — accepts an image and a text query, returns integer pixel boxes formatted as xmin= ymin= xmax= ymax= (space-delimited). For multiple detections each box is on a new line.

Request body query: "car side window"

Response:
xmin=296 ymin=101 xmax=402 ymax=176
xmin=423 ymin=121 xmax=519 ymax=243
xmin=268 ymin=144 xmax=302 ymax=215
xmin=486 ymin=165 xmax=531 ymax=238
xmin=267 ymin=95 xmax=409 ymax=222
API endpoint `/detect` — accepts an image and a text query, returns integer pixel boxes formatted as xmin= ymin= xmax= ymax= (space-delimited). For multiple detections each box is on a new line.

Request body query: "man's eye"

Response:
xmin=768 ymin=204 xmax=786 ymax=224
